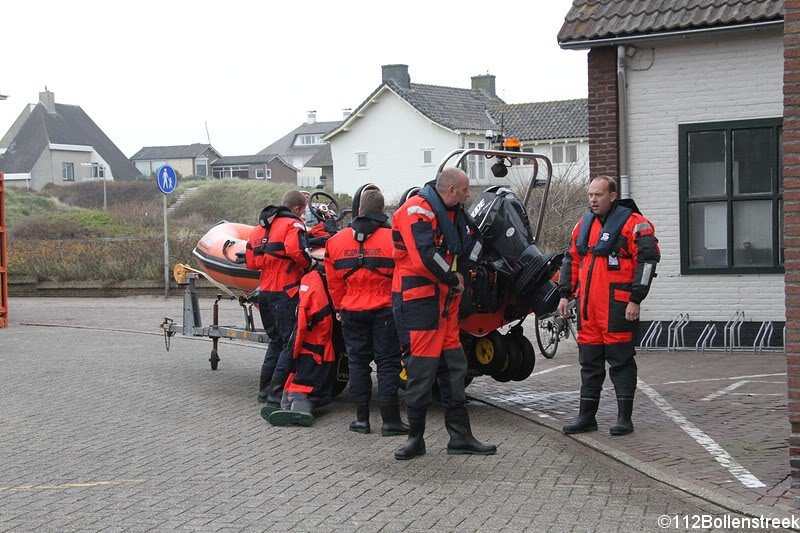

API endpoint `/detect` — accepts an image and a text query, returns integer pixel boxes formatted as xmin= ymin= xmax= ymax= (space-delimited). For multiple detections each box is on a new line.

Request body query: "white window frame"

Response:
xmin=195 ymin=158 xmax=208 ymax=177
xmin=467 ymin=141 xmax=486 ymax=181
xmin=92 ymin=163 xmax=105 ymax=179
xmin=552 ymin=144 xmax=578 ymax=165
xmin=357 ymin=152 xmax=368 ymax=168
xmin=62 ymin=162 xmax=74 ymax=181
xmin=265 ymin=168 xmax=272 ymax=180
xmin=295 ymin=134 xmax=323 ymax=146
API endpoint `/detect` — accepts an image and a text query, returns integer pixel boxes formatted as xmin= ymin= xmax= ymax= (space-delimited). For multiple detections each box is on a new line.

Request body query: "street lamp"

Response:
xmin=80 ymin=162 xmax=107 ymax=210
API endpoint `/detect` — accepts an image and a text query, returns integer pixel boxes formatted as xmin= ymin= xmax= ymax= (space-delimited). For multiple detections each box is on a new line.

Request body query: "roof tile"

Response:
xmin=558 ymin=0 xmax=784 ymax=44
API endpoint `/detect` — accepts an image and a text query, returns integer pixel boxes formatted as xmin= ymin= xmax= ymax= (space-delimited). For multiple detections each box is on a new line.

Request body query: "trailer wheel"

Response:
xmin=474 ymin=331 xmax=505 ymax=374
xmin=513 ymin=335 xmax=536 ymax=381
xmin=492 ymin=337 xmax=522 ymax=383
xmin=209 ymin=350 xmax=220 ymax=370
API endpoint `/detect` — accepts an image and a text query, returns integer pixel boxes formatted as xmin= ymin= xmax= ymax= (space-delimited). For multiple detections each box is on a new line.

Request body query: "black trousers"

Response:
xmin=261 ymin=291 xmax=299 ymax=401
xmin=341 ymin=307 xmax=401 ymax=405
xmin=578 ymin=341 xmax=637 ymax=400
xmin=257 ymin=291 xmax=281 ymax=383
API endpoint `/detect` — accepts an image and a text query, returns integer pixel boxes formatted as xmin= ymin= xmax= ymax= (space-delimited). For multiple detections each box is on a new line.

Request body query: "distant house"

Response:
xmin=257 ymin=112 xmax=342 ymax=187
xmin=130 ymin=143 xmax=221 ymax=178
xmin=324 ymin=64 xmax=588 ymax=201
xmin=0 ymin=89 xmax=141 ymax=190
xmin=558 ymin=0 xmax=785 ymax=327
xmin=210 ymin=154 xmax=298 ymax=183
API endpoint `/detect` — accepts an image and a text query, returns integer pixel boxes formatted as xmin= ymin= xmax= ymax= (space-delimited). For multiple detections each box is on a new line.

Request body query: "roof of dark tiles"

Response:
xmin=304 ymin=143 xmax=332 ymax=167
xmin=558 ymin=0 xmax=784 ymax=44
xmin=257 ymin=120 xmax=342 ymax=157
xmin=130 ymin=143 xmax=217 ymax=160
xmin=387 ymin=81 xmax=505 ymax=132
xmin=211 ymin=154 xmax=284 ymax=166
xmin=0 ymin=103 xmax=141 ymax=179
xmin=492 ymin=99 xmax=588 ymax=141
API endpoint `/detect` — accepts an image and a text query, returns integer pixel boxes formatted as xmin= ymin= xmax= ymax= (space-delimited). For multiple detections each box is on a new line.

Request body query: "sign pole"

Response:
xmin=156 ymin=164 xmax=178 ymax=300
xmin=163 ymin=194 xmax=169 ymax=299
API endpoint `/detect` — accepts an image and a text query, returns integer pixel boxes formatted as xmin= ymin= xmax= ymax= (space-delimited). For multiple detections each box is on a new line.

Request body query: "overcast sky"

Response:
xmin=0 ymin=0 xmax=586 ymax=158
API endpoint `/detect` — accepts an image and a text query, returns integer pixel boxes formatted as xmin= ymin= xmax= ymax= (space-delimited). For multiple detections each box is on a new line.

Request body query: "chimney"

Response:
xmin=39 ymin=86 xmax=56 ymax=114
xmin=342 ymin=108 xmax=352 ymax=119
xmin=382 ymin=64 xmax=410 ymax=89
xmin=307 ymin=110 xmax=316 ymax=124
xmin=471 ymin=74 xmax=496 ymax=98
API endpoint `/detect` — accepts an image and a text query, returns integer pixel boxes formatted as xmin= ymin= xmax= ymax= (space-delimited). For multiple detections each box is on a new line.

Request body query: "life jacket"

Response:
xmin=325 ymin=213 xmax=395 ymax=311
xmin=245 ymin=205 xmax=311 ymax=295
xmin=576 ymin=199 xmax=640 ymax=257
xmin=391 ymin=183 xmax=480 ymax=293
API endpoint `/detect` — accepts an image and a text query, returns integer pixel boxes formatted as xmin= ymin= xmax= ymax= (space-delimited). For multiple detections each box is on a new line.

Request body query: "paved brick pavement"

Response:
xmin=1 ymin=296 xmax=797 ymax=531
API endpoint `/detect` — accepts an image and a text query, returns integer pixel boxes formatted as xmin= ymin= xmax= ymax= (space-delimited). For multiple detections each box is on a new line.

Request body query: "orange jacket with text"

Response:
xmin=324 ymin=213 xmax=394 ymax=311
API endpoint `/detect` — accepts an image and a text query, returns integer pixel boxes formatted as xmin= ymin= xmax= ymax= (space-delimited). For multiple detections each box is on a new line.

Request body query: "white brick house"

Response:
xmin=559 ymin=1 xmax=786 ymax=331
xmin=325 ymin=65 xmax=589 ymax=203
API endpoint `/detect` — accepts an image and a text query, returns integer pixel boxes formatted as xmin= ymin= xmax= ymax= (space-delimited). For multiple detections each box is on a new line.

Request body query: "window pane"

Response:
xmin=423 ymin=150 xmax=432 ymax=164
xmin=733 ymin=200 xmax=773 ymax=266
xmin=733 ymin=128 xmax=772 ymax=194
xmin=565 ymin=145 xmax=577 ymax=163
xmin=688 ymin=202 xmax=728 ymax=267
xmin=779 ymin=199 xmax=784 ymax=265
xmin=552 ymin=146 xmax=563 ymax=164
xmin=779 ymin=126 xmax=783 ymax=192
xmin=688 ymin=131 xmax=726 ymax=196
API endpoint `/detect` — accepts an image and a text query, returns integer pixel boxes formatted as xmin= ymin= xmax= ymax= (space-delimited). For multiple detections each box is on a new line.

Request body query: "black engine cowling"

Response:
xmin=468 ymin=187 xmax=562 ymax=316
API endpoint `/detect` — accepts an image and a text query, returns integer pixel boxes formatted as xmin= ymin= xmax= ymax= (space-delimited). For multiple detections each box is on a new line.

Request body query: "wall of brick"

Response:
xmin=587 ymin=47 xmax=619 ymax=181
xmin=784 ymin=0 xmax=800 ymax=489
xmin=624 ymin=30 xmax=785 ymax=322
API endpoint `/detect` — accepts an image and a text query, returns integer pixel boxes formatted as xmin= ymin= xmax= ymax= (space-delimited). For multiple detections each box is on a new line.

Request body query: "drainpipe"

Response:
xmin=617 ymin=45 xmax=630 ymax=199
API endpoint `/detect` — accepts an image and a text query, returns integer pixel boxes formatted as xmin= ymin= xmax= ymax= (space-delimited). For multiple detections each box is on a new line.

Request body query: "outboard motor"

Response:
xmin=468 ymin=187 xmax=562 ymax=316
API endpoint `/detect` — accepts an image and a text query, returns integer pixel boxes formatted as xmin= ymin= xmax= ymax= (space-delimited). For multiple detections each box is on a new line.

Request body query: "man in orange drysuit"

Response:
xmin=391 ymin=167 xmax=495 ymax=460
xmin=558 ymin=175 xmax=660 ymax=436
xmin=245 ymin=190 xmax=312 ymax=411
xmin=324 ymin=189 xmax=407 ymax=437
xmin=266 ymin=264 xmax=337 ymax=426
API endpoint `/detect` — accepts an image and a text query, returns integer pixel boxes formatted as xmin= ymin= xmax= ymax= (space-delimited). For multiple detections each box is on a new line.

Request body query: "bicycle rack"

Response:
xmin=640 ymin=320 xmax=663 ymax=350
xmin=723 ymin=310 xmax=745 ymax=353
xmin=667 ymin=313 xmax=689 ymax=352
xmin=695 ymin=323 xmax=717 ymax=352
xmin=753 ymin=320 xmax=774 ymax=354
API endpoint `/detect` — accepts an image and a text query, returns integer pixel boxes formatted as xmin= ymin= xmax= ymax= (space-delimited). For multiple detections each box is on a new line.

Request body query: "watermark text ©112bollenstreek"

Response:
xmin=658 ymin=514 xmax=798 ymax=530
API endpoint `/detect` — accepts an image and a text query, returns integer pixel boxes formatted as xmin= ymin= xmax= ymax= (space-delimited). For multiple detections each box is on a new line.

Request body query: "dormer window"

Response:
xmin=294 ymin=134 xmax=323 ymax=146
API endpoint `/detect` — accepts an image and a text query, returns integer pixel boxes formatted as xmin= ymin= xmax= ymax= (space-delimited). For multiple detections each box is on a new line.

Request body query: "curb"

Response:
xmin=469 ymin=393 xmax=799 ymax=526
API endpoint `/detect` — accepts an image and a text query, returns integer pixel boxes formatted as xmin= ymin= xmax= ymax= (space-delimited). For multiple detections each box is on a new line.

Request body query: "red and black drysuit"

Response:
xmin=392 ymin=182 xmax=486 ymax=440
xmin=324 ymin=213 xmax=400 ymax=407
xmin=558 ymin=199 xmax=660 ymax=404
xmin=245 ymin=205 xmax=311 ymax=405
xmin=268 ymin=265 xmax=337 ymax=424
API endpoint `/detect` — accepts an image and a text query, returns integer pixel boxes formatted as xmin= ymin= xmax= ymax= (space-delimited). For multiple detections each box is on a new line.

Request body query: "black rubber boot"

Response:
xmin=562 ymin=398 xmax=599 ymax=434
xmin=609 ymin=398 xmax=634 ymax=436
xmin=349 ymin=404 xmax=371 ymax=434
xmin=394 ymin=409 xmax=426 ymax=460
xmin=379 ymin=401 xmax=409 ymax=437
xmin=444 ymin=407 xmax=497 ymax=455
xmin=256 ymin=366 xmax=272 ymax=404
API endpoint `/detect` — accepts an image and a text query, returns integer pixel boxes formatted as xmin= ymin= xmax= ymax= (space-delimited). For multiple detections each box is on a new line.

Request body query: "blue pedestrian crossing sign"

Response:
xmin=156 ymin=164 xmax=177 ymax=194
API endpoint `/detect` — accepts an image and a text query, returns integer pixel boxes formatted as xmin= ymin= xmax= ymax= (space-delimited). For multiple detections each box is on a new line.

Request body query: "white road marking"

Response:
xmin=638 ymin=380 xmax=766 ymax=489
xmin=529 ymin=364 xmax=571 ymax=377
xmin=657 ymin=373 xmax=785 ymax=386
xmin=701 ymin=380 xmax=786 ymax=401
xmin=701 ymin=381 xmax=749 ymax=401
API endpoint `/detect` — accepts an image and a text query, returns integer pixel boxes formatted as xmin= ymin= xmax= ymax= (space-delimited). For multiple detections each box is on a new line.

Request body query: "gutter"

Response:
xmin=559 ymin=20 xmax=783 ymax=50
xmin=617 ymin=45 xmax=630 ymax=199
